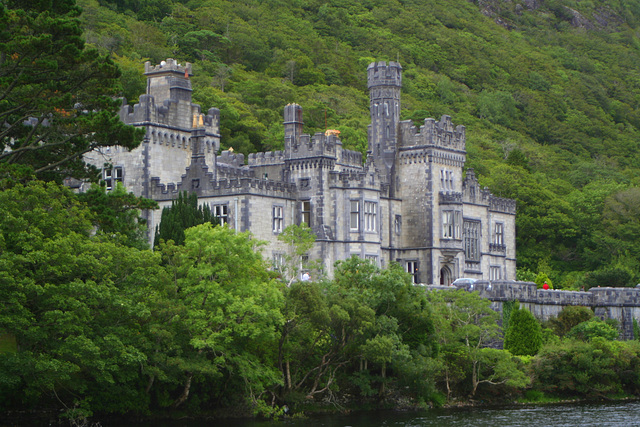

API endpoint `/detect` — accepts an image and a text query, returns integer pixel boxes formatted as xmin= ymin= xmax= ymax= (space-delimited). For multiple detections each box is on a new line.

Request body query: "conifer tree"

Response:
xmin=0 ymin=0 xmax=144 ymax=182
xmin=504 ymin=306 xmax=543 ymax=356
xmin=154 ymin=191 xmax=217 ymax=247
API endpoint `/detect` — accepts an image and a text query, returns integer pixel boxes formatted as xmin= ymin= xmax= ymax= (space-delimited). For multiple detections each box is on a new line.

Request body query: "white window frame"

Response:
xmin=364 ymin=201 xmax=377 ymax=232
xmin=273 ymin=252 xmax=285 ymax=273
xmin=406 ymin=260 xmax=419 ymax=284
xmin=442 ymin=211 xmax=452 ymax=238
xmin=365 ymin=254 xmax=378 ymax=266
xmin=103 ymin=166 xmax=123 ymax=191
xmin=300 ymin=200 xmax=311 ymax=226
xmin=490 ymin=266 xmax=502 ymax=281
xmin=272 ymin=205 xmax=284 ymax=233
xmin=443 ymin=210 xmax=462 ymax=239
xmin=350 ymin=200 xmax=360 ymax=232
xmin=494 ymin=222 xmax=504 ymax=245
xmin=213 ymin=204 xmax=228 ymax=225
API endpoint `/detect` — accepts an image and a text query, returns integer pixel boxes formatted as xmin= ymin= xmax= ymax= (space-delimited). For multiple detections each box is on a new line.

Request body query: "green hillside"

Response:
xmin=83 ymin=0 xmax=640 ymax=286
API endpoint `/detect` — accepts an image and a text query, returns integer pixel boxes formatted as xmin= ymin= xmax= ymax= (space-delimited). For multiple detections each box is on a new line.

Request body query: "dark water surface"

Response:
xmin=116 ymin=401 xmax=640 ymax=427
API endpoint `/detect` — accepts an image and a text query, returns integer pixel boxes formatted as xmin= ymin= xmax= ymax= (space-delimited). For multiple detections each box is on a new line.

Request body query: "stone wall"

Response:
xmin=428 ymin=281 xmax=640 ymax=340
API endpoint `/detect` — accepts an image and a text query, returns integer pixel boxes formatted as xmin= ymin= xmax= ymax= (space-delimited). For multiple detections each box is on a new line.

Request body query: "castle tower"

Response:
xmin=367 ymin=61 xmax=402 ymax=171
xmin=284 ymin=103 xmax=304 ymax=152
xmin=144 ymin=58 xmax=193 ymax=104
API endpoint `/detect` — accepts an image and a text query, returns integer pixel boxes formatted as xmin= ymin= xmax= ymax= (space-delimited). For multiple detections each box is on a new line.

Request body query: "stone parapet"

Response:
xmin=248 ymin=151 xmax=285 ymax=166
xmin=218 ymin=150 xmax=245 ymax=167
xmin=489 ymin=194 xmax=517 ymax=214
xmin=426 ymin=281 xmax=640 ymax=340
xmin=286 ymin=132 xmax=340 ymax=160
xmin=398 ymin=116 xmax=466 ymax=151
xmin=367 ymin=61 xmax=402 ymax=89
xmin=151 ymin=176 xmax=297 ymax=199
xmin=144 ymin=58 xmax=191 ymax=76
xmin=439 ymin=191 xmax=463 ymax=204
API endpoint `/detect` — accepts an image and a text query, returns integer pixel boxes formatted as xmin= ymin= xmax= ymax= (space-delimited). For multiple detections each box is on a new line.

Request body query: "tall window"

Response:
xmin=406 ymin=261 xmax=419 ymax=284
xmin=273 ymin=253 xmax=285 ymax=273
xmin=440 ymin=169 xmax=454 ymax=190
xmin=464 ymin=220 xmax=481 ymax=262
xmin=494 ymin=223 xmax=504 ymax=245
xmin=365 ymin=255 xmax=378 ymax=266
xmin=350 ymin=200 xmax=360 ymax=231
xmin=442 ymin=210 xmax=461 ymax=238
xmin=300 ymin=201 xmax=311 ymax=226
xmin=364 ymin=202 xmax=377 ymax=232
xmin=213 ymin=204 xmax=228 ymax=225
xmin=490 ymin=266 xmax=502 ymax=281
xmin=104 ymin=166 xmax=123 ymax=191
xmin=272 ymin=206 xmax=284 ymax=233
xmin=395 ymin=215 xmax=402 ymax=235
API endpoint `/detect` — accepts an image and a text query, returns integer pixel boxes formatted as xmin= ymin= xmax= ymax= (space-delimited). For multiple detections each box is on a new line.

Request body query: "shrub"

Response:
xmin=504 ymin=306 xmax=543 ymax=356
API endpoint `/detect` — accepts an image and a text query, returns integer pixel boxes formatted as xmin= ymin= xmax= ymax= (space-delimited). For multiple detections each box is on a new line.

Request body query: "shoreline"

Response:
xmin=3 ymin=395 xmax=639 ymax=425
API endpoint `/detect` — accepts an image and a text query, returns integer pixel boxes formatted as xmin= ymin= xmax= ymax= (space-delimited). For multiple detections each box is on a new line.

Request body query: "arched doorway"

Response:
xmin=440 ymin=266 xmax=452 ymax=286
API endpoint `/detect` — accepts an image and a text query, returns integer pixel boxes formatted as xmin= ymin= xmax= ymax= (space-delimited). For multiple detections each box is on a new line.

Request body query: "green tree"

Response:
xmin=276 ymin=223 xmax=317 ymax=284
xmin=78 ymin=183 xmax=158 ymax=249
xmin=547 ymin=306 xmax=594 ymax=338
xmin=0 ymin=181 xmax=167 ymax=420
xmin=428 ymin=289 xmax=528 ymax=398
xmin=0 ymin=0 xmax=144 ymax=182
xmin=504 ymin=306 xmax=543 ymax=356
xmin=160 ymin=224 xmax=284 ymax=411
xmin=533 ymin=338 xmax=632 ymax=398
xmin=567 ymin=319 xmax=620 ymax=342
xmin=153 ymin=191 xmax=217 ymax=247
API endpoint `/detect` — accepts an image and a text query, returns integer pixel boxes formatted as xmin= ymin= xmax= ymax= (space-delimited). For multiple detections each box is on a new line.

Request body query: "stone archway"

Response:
xmin=440 ymin=266 xmax=452 ymax=286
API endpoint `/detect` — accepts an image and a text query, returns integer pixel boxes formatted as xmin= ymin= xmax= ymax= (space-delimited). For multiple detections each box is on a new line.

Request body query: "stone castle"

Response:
xmin=86 ymin=58 xmax=516 ymax=284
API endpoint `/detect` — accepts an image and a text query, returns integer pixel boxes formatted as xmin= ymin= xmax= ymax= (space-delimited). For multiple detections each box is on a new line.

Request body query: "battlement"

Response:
xmin=120 ymin=98 xmax=220 ymax=147
xmin=144 ymin=58 xmax=192 ymax=77
xmin=286 ymin=132 xmax=339 ymax=160
xmin=218 ymin=150 xmax=245 ymax=167
xmin=489 ymin=194 xmax=516 ymax=214
xmin=329 ymin=170 xmax=368 ymax=188
xmin=217 ymin=163 xmax=253 ymax=178
xmin=151 ymin=176 xmax=297 ymax=199
xmin=398 ymin=115 xmax=466 ymax=151
xmin=336 ymin=146 xmax=363 ymax=169
xmin=248 ymin=151 xmax=285 ymax=166
xmin=367 ymin=61 xmax=402 ymax=89
xmin=439 ymin=191 xmax=463 ymax=204
xmin=449 ymin=281 xmax=640 ymax=308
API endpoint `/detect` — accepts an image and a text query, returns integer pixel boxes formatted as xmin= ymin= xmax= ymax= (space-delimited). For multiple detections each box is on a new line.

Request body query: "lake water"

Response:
xmin=17 ymin=401 xmax=637 ymax=426
xmin=224 ymin=401 xmax=640 ymax=427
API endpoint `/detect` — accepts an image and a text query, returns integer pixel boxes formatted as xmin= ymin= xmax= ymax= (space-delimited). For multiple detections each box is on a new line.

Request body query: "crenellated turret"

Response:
xmin=367 ymin=61 xmax=402 ymax=171
xmin=144 ymin=58 xmax=193 ymax=104
xmin=398 ymin=115 xmax=466 ymax=151
xmin=284 ymin=103 xmax=304 ymax=150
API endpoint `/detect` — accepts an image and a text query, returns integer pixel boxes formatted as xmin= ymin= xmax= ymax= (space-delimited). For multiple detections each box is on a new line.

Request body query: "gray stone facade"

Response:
xmin=86 ymin=59 xmax=517 ymax=283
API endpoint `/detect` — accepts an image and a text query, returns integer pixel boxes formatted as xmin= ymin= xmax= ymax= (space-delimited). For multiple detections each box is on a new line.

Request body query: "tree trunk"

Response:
xmin=285 ymin=359 xmax=292 ymax=390
xmin=145 ymin=374 xmax=155 ymax=394
xmin=173 ymin=373 xmax=193 ymax=408
xmin=379 ymin=362 xmax=386 ymax=396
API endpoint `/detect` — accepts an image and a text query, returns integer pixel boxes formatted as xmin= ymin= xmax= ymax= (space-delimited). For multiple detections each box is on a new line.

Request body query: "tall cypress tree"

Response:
xmin=504 ymin=306 xmax=543 ymax=356
xmin=154 ymin=192 xmax=218 ymax=247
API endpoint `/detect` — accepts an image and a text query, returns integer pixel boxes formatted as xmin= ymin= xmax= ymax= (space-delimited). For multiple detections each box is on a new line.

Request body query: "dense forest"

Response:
xmin=74 ymin=0 xmax=640 ymax=287
xmin=4 ymin=0 xmax=640 ymax=423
